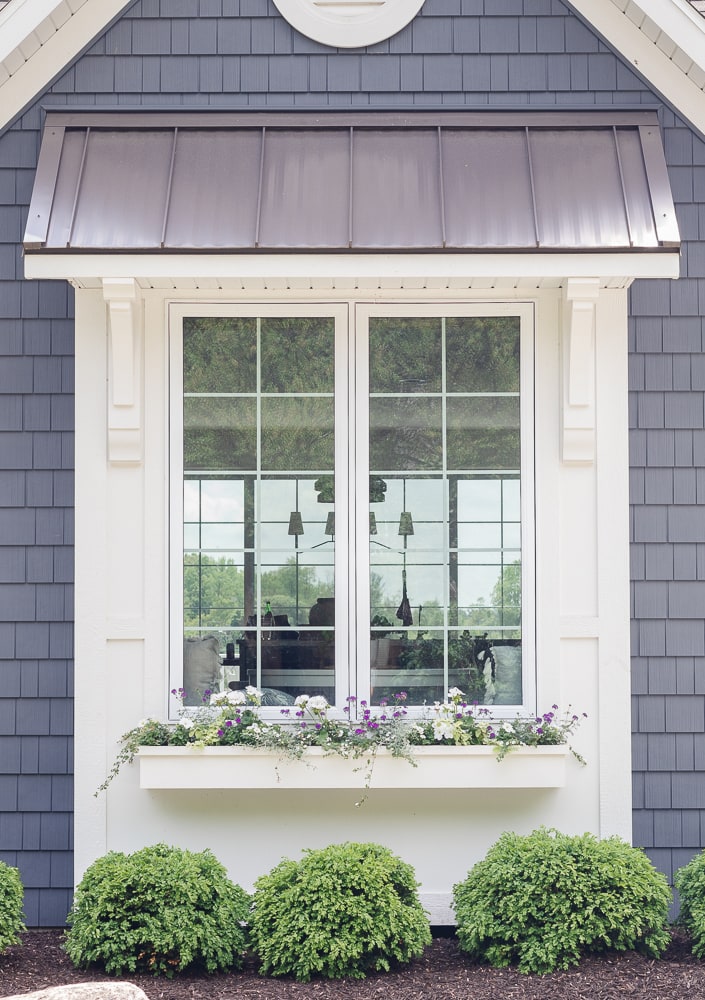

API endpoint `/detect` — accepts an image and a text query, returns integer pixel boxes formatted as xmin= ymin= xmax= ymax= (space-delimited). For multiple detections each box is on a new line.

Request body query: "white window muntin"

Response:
xmin=168 ymin=299 xmax=535 ymax=718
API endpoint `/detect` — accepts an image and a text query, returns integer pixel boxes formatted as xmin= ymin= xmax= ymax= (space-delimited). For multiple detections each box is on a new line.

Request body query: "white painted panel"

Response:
xmin=559 ymin=466 xmax=598 ymax=618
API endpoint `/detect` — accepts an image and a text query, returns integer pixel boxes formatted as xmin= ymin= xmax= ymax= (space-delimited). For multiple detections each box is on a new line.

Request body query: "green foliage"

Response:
xmin=65 ymin=844 xmax=250 ymax=977
xmin=674 ymin=851 xmax=705 ymax=957
xmin=0 ymin=862 xmax=25 ymax=953
xmin=250 ymin=842 xmax=431 ymax=980
xmin=453 ymin=828 xmax=671 ymax=975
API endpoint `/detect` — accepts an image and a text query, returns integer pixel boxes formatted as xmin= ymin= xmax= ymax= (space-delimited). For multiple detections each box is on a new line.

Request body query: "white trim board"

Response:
xmin=0 ymin=0 xmax=134 ymax=134
xmin=568 ymin=0 xmax=705 ymax=139
xmin=23 ymin=252 xmax=681 ymax=288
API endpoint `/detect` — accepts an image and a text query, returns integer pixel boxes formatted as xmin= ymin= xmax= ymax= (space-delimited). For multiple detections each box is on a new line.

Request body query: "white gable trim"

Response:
xmin=568 ymin=0 xmax=705 ymax=139
xmin=0 ymin=0 xmax=133 ymax=134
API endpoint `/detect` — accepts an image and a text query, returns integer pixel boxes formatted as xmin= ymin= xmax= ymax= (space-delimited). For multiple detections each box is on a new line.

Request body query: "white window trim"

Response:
xmin=168 ymin=298 xmax=535 ymax=720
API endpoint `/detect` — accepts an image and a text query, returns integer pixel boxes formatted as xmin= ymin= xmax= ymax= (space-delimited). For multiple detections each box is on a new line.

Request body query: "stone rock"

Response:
xmin=3 ymin=984 xmax=148 ymax=1000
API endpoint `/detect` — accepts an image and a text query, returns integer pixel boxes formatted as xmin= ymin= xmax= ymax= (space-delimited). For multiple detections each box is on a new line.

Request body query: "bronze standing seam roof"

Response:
xmin=24 ymin=110 xmax=680 ymax=254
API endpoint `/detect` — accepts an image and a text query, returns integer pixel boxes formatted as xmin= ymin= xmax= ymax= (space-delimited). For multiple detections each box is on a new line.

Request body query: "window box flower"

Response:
xmin=99 ymin=689 xmax=584 ymax=794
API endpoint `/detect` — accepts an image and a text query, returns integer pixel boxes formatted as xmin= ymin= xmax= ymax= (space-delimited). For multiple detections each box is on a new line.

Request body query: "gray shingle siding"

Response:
xmin=0 ymin=0 xmax=702 ymax=924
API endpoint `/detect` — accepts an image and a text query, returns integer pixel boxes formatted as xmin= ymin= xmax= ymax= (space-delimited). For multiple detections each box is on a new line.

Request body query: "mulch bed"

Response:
xmin=2 ymin=929 xmax=705 ymax=1000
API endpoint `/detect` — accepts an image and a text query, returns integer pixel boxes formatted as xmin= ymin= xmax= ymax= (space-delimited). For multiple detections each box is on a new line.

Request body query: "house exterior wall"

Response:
xmin=0 ymin=0 xmax=701 ymax=924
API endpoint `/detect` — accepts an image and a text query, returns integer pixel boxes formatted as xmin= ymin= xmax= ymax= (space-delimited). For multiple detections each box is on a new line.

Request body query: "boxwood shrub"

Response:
xmin=0 ymin=861 xmax=25 ymax=953
xmin=675 ymin=851 xmax=705 ymax=956
xmin=453 ymin=828 xmax=671 ymax=974
xmin=65 ymin=843 xmax=250 ymax=976
xmin=249 ymin=841 xmax=431 ymax=980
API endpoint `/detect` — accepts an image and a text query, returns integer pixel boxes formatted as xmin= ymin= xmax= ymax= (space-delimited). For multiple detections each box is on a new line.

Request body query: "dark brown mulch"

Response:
xmin=1 ymin=929 xmax=704 ymax=1000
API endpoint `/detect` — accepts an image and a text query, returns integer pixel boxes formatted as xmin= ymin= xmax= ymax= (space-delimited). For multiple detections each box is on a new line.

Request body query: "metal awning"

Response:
xmin=24 ymin=110 xmax=680 ymax=256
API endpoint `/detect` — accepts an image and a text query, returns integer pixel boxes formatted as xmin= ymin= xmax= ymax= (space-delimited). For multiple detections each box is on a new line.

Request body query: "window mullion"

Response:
xmin=353 ymin=303 xmax=371 ymax=712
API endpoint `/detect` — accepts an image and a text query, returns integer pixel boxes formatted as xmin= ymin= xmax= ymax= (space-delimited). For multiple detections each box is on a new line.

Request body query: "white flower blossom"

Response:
xmin=245 ymin=685 xmax=262 ymax=699
xmin=294 ymin=694 xmax=310 ymax=707
xmin=210 ymin=692 xmax=230 ymax=706
xmin=432 ymin=718 xmax=456 ymax=741
xmin=226 ymin=690 xmax=247 ymax=705
xmin=178 ymin=717 xmax=194 ymax=730
xmin=306 ymin=695 xmax=329 ymax=711
xmin=447 ymin=687 xmax=464 ymax=700
xmin=137 ymin=718 xmax=151 ymax=728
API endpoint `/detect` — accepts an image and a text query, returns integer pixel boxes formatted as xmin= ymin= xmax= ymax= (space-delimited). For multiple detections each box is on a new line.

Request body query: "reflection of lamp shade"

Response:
xmin=288 ymin=511 xmax=304 ymax=536
xmin=398 ymin=511 xmax=414 ymax=536
xmin=324 ymin=512 xmax=335 ymax=536
xmin=369 ymin=512 xmax=377 ymax=535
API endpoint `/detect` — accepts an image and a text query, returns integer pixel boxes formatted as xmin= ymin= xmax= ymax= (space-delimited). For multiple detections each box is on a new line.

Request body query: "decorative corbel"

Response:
xmin=562 ymin=278 xmax=599 ymax=464
xmin=103 ymin=278 xmax=143 ymax=464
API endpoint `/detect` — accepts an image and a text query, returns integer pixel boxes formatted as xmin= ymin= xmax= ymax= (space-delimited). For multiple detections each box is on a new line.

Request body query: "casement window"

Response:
xmin=170 ymin=301 xmax=535 ymax=714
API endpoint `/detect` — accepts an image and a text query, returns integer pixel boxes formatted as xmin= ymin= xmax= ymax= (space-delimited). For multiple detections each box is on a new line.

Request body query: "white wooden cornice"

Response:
xmin=103 ymin=277 xmax=143 ymax=465
xmin=561 ymin=278 xmax=600 ymax=465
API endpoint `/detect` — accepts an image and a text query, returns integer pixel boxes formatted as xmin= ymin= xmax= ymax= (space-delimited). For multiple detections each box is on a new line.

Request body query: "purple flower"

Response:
xmin=225 ymin=720 xmax=233 ymax=728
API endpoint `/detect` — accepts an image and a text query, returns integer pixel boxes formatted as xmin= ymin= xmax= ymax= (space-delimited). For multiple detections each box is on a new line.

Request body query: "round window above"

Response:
xmin=272 ymin=0 xmax=425 ymax=48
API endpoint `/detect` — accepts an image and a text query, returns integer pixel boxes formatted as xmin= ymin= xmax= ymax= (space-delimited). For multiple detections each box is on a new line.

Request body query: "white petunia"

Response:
xmin=245 ymin=685 xmax=262 ymax=699
xmin=447 ymin=687 xmax=464 ymax=699
xmin=178 ymin=717 xmax=194 ymax=730
xmin=226 ymin=690 xmax=247 ymax=705
xmin=306 ymin=695 xmax=329 ymax=711
xmin=294 ymin=694 xmax=310 ymax=707
xmin=432 ymin=718 xmax=456 ymax=741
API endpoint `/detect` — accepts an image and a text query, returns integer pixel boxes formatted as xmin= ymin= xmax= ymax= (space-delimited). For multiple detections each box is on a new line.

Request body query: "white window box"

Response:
xmin=137 ymin=744 xmax=569 ymax=790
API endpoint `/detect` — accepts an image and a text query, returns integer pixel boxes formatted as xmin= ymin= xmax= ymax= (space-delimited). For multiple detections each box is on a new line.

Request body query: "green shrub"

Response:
xmin=0 ymin=861 xmax=25 ymax=952
xmin=249 ymin=842 xmax=431 ymax=980
xmin=65 ymin=843 xmax=250 ymax=976
xmin=453 ymin=828 xmax=671 ymax=974
xmin=674 ymin=851 xmax=705 ymax=956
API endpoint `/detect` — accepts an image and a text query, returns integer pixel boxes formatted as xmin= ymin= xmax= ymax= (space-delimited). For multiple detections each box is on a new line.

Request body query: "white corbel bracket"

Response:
xmin=562 ymin=278 xmax=599 ymax=465
xmin=103 ymin=278 xmax=143 ymax=465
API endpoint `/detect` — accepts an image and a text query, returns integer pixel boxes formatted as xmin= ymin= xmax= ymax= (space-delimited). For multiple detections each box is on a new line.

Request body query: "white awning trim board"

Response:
xmin=23 ymin=252 xmax=681 ymax=288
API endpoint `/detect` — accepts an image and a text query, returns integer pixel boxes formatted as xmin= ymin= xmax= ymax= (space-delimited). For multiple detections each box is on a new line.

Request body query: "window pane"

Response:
xmin=369 ymin=397 xmax=442 ymax=471
xmin=183 ymin=315 xmax=337 ymax=707
xmin=446 ymin=396 xmax=520 ymax=470
xmin=369 ymin=318 xmax=442 ymax=393
xmin=183 ymin=317 xmax=257 ymax=393
xmin=369 ymin=315 xmax=522 ymax=708
xmin=261 ymin=397 xmax=334 ymax=471
xmin=446 ymin=316 xmax=520 ymax=393
xmin=261 ymin=317 xmax=335 ymax=392
xmin=184 ymin=397 xmax=257 ymax=470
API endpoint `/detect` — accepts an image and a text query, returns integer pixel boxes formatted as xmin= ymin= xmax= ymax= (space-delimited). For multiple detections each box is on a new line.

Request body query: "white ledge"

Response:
xmin=137 ymin=745 xmax=569 ymax=790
